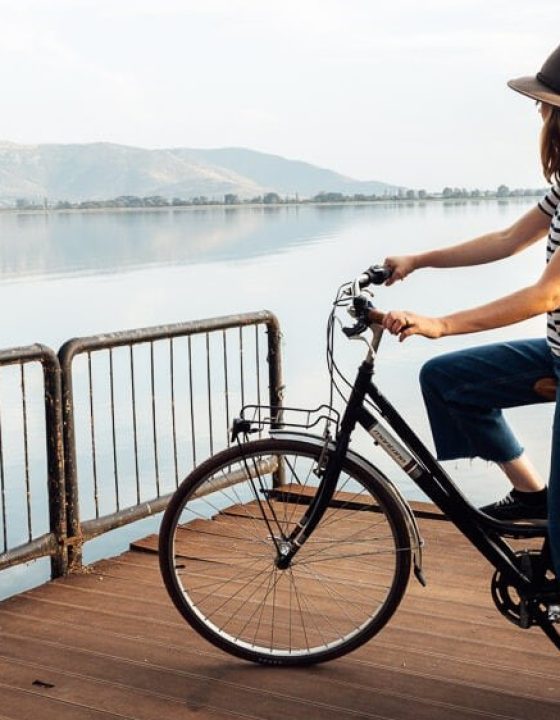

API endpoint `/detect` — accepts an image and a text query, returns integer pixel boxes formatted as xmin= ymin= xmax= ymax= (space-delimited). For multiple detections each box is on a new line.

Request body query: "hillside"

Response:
xmin=0 ymin=141 xmax=399 ymax=202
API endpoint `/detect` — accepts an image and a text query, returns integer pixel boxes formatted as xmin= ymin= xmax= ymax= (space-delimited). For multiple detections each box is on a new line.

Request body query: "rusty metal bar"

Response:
xmin=80 ymin=494 xmax=173 ymax=541
xmin=222 ymin=330 xmax=230 ymax=447
xmin=109 ymin=349 xmax=120 ymax=511
xmin=239 ymin=326 xmax=245 ymax=408
xmin=87 ymin=352 xmax=100 ymax=519
xmin=129 ymin=346 xmax=141 ymax=505
xmin=255 ymin=325 xmax=262 ymax=433
xmin=0 ymin=532 xmax=58 ymax=572
xmin=60 ymin=311 xmax=279 ymax=354
xmin=150 ymin=341 xmax=161 ymax=497
xmin=187 ymin=335 xmax=196 ymax=467
xmin=266 ymin=317 xmax=285 ymax=487
xmin=169 ymin=339 xmax=179 ymax=488
xmin=266 ymin=316 xmax=284 ymax=425
xmin=42 ymin=347 xmax=67 ymax=578
xmin=20 ymin=363 xmax=32 ymax=543
xmin=206 ymin=333 xmax=214 ymax=456
xmin=59 ymin=345 xmax=83 ymax=572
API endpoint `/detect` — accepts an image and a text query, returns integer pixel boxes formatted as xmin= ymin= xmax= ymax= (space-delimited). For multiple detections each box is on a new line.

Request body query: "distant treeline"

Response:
xmin=11 ymin=185 xmax=547 ymax=211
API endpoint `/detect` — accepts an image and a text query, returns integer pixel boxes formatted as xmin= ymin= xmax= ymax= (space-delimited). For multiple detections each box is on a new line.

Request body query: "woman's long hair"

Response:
xmin=541 ymin=105 xmax=560 ymax=183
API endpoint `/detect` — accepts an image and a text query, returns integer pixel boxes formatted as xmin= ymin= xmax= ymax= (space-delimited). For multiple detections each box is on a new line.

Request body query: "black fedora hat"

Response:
xmin=509 ymin=44 xmax=560 ymax=108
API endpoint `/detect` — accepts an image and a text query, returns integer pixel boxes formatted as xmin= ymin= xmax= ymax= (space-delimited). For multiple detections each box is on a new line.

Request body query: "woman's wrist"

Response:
xmin=436 ymin=316 xmax=451 ymax=337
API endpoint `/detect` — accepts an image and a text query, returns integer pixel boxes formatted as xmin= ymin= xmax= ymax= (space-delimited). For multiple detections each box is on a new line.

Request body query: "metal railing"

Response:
xmin=0 ymin=345 xmax=66 ymax=578
xmin=0 ymin=311 xmax=283 ymax=584
xmin=59 ymin=311 xmax=283 ymax=570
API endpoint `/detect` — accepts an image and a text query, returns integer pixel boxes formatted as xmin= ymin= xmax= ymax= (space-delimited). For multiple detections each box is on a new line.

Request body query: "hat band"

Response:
xmin=537 ymin=71 xmax=560 ymax=95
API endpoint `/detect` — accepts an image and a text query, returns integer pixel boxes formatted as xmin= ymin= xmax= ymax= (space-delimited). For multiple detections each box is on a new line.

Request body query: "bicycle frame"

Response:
xmin=283 ymin=330 xmax=549 ymax=595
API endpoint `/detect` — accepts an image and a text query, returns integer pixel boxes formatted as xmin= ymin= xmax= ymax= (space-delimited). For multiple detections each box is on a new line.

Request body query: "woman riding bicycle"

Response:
xmin=382 ymin=44 xmax=560 ymax=587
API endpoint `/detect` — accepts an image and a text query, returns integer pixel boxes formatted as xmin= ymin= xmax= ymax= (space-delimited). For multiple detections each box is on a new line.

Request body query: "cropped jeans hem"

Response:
xmin=435 ymin=445 xmax=526 ymax=465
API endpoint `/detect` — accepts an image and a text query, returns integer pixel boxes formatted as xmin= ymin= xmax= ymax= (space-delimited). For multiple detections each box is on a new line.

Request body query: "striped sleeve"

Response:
xmin=538 ymin=184 xmax=560 ymax=217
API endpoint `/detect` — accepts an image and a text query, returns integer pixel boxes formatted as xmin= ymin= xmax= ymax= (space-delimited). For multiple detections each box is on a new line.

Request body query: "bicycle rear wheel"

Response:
xmin=159 ymin=437 xmax=412 ymax=665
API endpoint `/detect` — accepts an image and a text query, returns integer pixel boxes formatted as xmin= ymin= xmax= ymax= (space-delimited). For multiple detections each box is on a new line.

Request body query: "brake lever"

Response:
xmin=342 ymin=320 xmax=368 ymax=338
xmin=343 ymin=294 xmax=375 ymax=337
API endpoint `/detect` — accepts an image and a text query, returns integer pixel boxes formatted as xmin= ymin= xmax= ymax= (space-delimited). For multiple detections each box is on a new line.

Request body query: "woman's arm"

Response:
xmin=384 ymin=205 xmax=550 ymax=285
xmin=382 ymin=242 xmax=560 ymax=341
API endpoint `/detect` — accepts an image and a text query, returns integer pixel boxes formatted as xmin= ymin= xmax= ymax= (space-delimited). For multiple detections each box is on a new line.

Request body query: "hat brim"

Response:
xmin=508 ymin=75 xmax=560 ymax=108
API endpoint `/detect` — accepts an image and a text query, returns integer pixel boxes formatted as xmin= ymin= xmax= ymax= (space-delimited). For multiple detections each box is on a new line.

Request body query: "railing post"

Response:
xmin=266 ymin=315 xmax=285 ymax=487
xmin=58 ymin=342 xmax=83 ymax=572
xmin=42 ymin=347 xmax=68 ymax=578
xmin=266 ymin=314 xmax=284 ymax=423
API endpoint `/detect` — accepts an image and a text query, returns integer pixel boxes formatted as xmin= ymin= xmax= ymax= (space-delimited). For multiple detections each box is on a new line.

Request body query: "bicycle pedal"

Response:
xmin=548 ymin=604 xmax=560 ymax=623
xmin=519 ymin=600 xmax=531 ymax=629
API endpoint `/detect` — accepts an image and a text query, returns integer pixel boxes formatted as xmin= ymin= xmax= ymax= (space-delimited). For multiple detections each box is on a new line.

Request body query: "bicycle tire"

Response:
xmin=159 ymin=437 xmax=412 ymax=665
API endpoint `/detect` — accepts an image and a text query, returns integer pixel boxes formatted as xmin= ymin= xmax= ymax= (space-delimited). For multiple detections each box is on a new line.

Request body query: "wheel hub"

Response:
xmin=275 ymin=540 xmax=293 ymax=569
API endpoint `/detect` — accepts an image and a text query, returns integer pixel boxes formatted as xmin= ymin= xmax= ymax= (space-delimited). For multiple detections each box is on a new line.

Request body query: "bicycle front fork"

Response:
xmin=275 ymin=433 xmax=351 ymax=569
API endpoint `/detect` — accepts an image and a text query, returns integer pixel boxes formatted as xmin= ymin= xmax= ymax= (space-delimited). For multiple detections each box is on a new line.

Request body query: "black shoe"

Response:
xmin=480 ymin=489 xmax=548 ymax=523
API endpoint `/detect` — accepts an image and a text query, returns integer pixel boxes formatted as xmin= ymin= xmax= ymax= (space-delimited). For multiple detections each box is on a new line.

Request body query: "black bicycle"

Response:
xmin=159 ymin=266 xmax=560 ymax=665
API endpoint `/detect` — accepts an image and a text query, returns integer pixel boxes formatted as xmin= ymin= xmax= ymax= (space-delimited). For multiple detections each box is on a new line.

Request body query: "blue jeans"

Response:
xmin=419 ymin=338 xmax=560 ymax=578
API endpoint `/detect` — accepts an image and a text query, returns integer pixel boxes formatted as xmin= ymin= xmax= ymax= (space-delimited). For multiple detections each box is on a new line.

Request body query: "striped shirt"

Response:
xmin=538 ymin=184 xmax=560 ymax=354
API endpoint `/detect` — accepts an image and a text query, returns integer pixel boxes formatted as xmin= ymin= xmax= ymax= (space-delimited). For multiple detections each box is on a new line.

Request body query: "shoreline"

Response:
xmin=0 ymin=195 xmax=540 ymax=216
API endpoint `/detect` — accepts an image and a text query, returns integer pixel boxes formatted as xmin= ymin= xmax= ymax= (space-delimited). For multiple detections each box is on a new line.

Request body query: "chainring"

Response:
xmin=490 ymin=550 xmax=548 ymax=629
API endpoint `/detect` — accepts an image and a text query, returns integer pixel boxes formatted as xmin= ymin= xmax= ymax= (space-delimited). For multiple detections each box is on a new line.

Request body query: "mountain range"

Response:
xmin=0 ymin=141 xmax=399 ymax=202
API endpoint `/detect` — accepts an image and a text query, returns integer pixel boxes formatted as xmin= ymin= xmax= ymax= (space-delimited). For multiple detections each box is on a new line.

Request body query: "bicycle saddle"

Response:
xmin=534 ymin=377 xmax=558 ymax=401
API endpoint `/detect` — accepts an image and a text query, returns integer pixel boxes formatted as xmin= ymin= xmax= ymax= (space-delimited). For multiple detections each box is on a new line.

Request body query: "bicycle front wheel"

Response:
xmin=159 ymin=437 xmax=411 ymax=665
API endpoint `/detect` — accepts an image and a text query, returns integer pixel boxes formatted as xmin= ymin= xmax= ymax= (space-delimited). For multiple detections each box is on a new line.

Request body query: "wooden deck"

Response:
xmin=1 ymin=505 xmax=559 ymax=720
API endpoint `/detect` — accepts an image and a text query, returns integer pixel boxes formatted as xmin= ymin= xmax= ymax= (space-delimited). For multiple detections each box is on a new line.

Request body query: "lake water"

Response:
xmin=0 ymin=198 xmax=556 ymax=595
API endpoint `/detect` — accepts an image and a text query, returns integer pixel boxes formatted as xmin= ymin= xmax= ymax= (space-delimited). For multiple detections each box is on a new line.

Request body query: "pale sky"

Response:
xmin=1 ymin=0 xmax=559 ymax=190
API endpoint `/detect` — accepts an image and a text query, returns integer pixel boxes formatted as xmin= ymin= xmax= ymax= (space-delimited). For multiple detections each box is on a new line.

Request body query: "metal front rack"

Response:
xmin=234 ymin=403 xmax=340 ymax=439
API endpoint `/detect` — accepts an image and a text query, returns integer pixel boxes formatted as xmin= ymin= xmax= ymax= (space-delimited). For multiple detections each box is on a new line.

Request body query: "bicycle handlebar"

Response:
xmin=341 ymin=266 xmax=390 ymax=338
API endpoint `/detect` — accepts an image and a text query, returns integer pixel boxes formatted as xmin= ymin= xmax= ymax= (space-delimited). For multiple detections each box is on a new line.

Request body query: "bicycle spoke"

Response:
xmin=295 ymin=545 xmax=411 ymax=565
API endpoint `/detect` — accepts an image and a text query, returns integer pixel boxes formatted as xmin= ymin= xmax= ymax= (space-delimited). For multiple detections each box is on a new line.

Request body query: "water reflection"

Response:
xmin=0 ymin=205 xmax=362 ymax=281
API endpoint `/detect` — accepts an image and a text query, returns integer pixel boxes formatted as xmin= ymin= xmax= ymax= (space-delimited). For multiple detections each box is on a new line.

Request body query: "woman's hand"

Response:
xmin=382 ymin=310 xmax=446 ymax=342
xmin=383 ymin=255 xmax=417 ymax=286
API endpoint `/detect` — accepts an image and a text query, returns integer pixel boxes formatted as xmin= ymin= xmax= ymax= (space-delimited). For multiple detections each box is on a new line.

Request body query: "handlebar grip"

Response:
xmin=359 ymin=265 xmax=392 ymax=287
